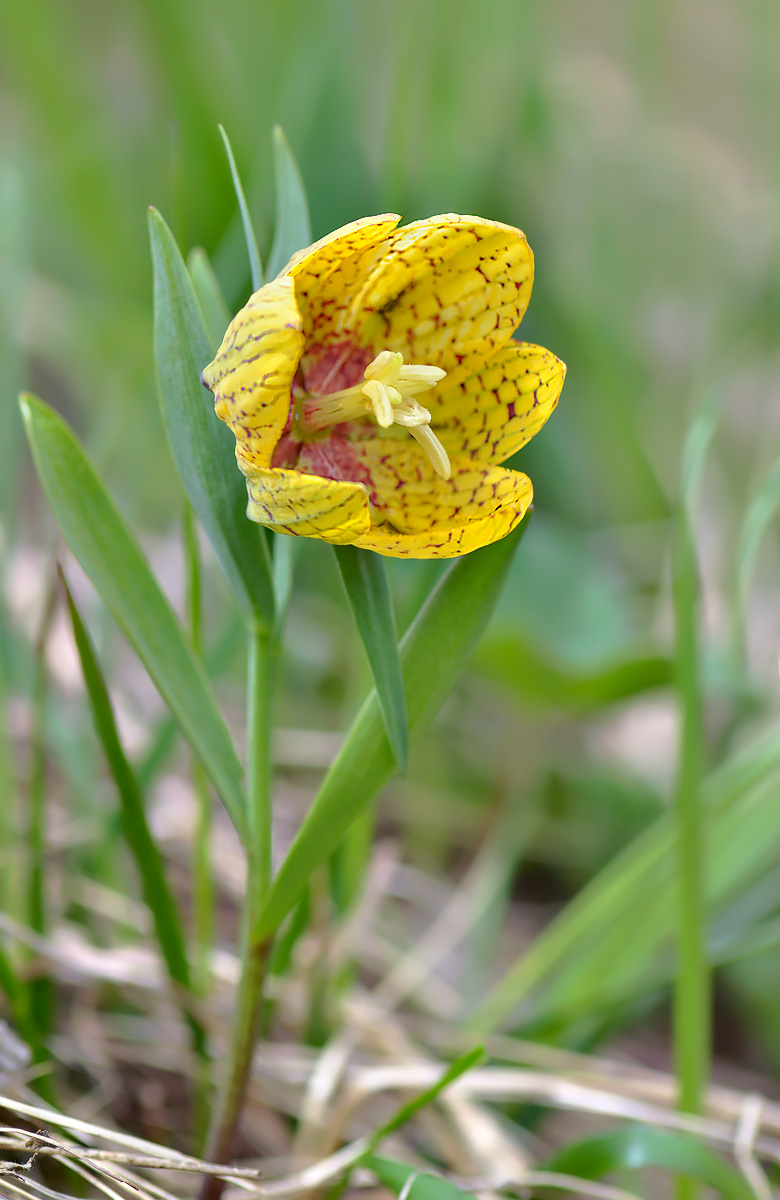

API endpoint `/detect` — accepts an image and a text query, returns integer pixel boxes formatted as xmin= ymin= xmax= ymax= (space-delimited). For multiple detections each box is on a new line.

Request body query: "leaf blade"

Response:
xmin=218 ymin=124 xmax=263 ymax=291
xmin=255 ymin=518 xmax=530 ymax=940
xmin=334 ymin=545 xmax=408 ymax=772
xmin=61 ymin=570 xmax=207 ymax=1058
xmin=187 ymin=246 xmax=231 ymax=349
xmin=149 ymin=205 xmax=275 ymax=630
xmin=544 ymin=1127 xmax=753 ymax=1200
xmin=266 ymin=125 xmax=312 ymax=278
xmin=366 ymin=1157 xmax=478 ymax=1200
xmin=20 ymin=393 xmax=247 ymax=838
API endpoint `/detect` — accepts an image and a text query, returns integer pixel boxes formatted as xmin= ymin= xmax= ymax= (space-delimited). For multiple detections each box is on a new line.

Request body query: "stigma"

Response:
xmin=299 ymin=350 xmax=452 ymax=480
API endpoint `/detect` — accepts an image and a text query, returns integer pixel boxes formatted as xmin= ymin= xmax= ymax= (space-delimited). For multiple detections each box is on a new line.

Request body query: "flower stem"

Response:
xmin=199 ymin=625 xmax=276 ymax=1200
xmin=672 ymin=504 xmax=709 ymax=1200
xmin=183 ymin=504 xmax=215 ymax=995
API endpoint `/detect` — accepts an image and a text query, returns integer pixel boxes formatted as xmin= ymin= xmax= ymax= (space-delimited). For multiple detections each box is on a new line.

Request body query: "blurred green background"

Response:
xmin=3 ymin=0 xmax=780 ymax=1088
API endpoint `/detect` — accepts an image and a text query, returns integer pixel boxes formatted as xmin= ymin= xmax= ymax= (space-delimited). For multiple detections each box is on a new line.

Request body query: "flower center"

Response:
xmin=298 ymin=350 xmax=451 ymax=480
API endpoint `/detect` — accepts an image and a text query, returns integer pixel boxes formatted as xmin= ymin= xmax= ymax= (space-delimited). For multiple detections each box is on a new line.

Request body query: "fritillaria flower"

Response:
xmin=202 ymin=214 xmax=565 ymax=558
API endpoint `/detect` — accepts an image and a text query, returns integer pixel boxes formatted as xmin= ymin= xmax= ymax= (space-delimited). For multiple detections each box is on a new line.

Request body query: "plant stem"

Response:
xmin=672 ymin=505 xmax=708 ymax=1200
xmin=183 ymin=505 xmax=215 ymax=994
xmin=245 ymin=627 xmax=276 ymax=899
xmin=200 ymin=624 xmax=276 ymax=1200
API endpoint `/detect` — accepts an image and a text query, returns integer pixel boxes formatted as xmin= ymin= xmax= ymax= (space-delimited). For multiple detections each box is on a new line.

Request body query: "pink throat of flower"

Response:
xmin=271 ymin=338 xmax=451 ymax=484
xmin=271 ymin=341 xmax=373 ymax=479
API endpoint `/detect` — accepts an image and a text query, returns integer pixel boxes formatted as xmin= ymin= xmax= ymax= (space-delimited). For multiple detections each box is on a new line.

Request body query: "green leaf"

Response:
xmin=366 ymin=1047 xmax=484 ymax=1154
xmin=473 ymin=637 xmax=672 ymax=709
xmin=334 ymin=545 xmax=408 ymax=772
xmin=266 ymin=125 xmax=312 ymax=279
xmin=60 ymin=570 xmax=207 ymax=1059
xmin=732 ymin=455 xmax=780 ymax=662
xmin=544 ymin=1127 xmax=753 ymax=1200
xmin=468 ymin=717 xmax=780 ymax=1032
xmin=254 ymin=518 xmax=530 ymax=941
xmin=272 ymin=534 xmax=296 ymax=634
xmin=365 ymin=1156 xmax=478 ymax=1200
xmin=218 ymin=124 xmax=263 ymax=290
xmin=149 ymin=206 xmax=276 ymax=630
xmin=19 ymin=393 xmax=247 ymax=838
xmin=187 ymin=246 xmax=231 ymax=349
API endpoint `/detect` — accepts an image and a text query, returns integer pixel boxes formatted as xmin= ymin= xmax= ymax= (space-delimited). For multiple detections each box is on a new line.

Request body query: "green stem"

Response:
xmin=200 ymin=625 xmax=276 ymax=1200
xmin=0 ymin=630 xmax=19 ymax=922
xmin=246 ymin=628 xmax=276 ymax=897
xmin=672 ymin=507 xmax=709 ymax=1200
xmin=183 ymin=505 xmax=215 ymax=994
xmin=28 ymin=581 xmax=57 ymax=1040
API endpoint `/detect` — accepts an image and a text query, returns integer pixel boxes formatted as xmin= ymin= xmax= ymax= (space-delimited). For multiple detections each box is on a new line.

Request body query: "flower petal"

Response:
xmin=348 ymin=440 xmax=533 ymax=559
xmin=432 ymin=341 xmax=566 ymax=465
xmin=202 ymin=276 xmax=304 ymax=469
xmin=283 ymin=214 xmax=402 ymax=345
xmin=242 ymin=464 xmax=371 ymax=544
xmin=344 ymin=216 xmax=534 ymax=379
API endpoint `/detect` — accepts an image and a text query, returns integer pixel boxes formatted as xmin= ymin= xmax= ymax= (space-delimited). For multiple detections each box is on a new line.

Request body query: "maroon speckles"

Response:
xmin=506 ymin=401 xmax=517 ymax=420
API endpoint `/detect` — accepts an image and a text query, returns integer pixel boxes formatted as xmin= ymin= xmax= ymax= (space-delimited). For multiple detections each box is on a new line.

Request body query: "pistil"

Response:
xmin=299 ymin=350 xmax=452 ymax=480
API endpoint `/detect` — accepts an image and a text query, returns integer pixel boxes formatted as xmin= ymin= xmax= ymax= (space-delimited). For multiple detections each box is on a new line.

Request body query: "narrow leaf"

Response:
xmin=149 ymin=206 xmax=275 ymax=629
xmin=366 ymin=1157 xmax=478 ymax=1200
xmin=218 ymin=124 xmax=263 ymax=290
xmin=61 ymin=571 xmax=207 ymax=1059
xmin=266 ymin=125 xmax=312 ymax=278
xmin=187 ymin=246 xmax=231 ymax=349
xmin=254 ymin=518 xmax=530 ymax=940
xmin=473 ymin=637 xmax=672 ymax=709
xmin=544 ymin=1127 xmax=753 ymax=1200
xmin=732 ymin=455 xmax=780 ymax=662
xmin=366 ymin=1046 xmax=484 ymax=1153
xmin=20 ymin=393 xmax=247 ymax=838
xmin=273 ymin=534 xmax=295 ymax=634
xmin=334 ymin=545 xmax=408 ymax=772
xmin=469 ymin=711 xmax=780 ymax=1034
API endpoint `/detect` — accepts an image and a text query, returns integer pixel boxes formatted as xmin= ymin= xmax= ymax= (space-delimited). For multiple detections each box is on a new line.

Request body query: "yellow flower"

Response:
xmin=201 ymin=214 xmax=565 ymax=558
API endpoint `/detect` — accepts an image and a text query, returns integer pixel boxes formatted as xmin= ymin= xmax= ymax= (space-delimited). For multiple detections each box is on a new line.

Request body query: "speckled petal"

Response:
xmin=242 ymin=465 xmax=371 ymax=544
xmin=432 ymin=342 xmax=566 ymax=465
xmin=283 ymin=214 xmax=401 ymax=346
xmin=201 ymin=276 xmax=304 ymax=468
xmin=343 ymin=216 xmax=534 ymax=381
xmin=348 ymin=440 xmax=533 ymax=559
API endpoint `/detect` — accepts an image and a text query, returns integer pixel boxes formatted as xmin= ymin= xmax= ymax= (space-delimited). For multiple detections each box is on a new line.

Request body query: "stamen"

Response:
xmin=391 ymin=399 xmax=432 ymax=427
xmin=398 ymin=365 xmax=446 ymax=385
xmin=364 ymin=350 xmax=403 ymax=384
xmin=408 ymin=425 xmax=451 ymax=480
xmin=302 ymin=348 xmax=450 ymax=478
xmin=363 ymin=380 xmax=397 ymax=428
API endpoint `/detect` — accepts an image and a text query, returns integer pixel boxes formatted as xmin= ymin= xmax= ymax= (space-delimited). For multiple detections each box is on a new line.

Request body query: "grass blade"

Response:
xmin=366 ymin=1157 xmax=478 ymax=1200
xmin=254 ymin=517 xmax=530 ymax=941
xmin=731 ymin=455 xmax=780 ymax=664
xmin=149 ymin=206 xmax=276 ymax=631
xmin=334 ymin=545 xmax=408 ymax=772
xmin=266 ymin=125 xmax=311 ymax=278
xmin=61 ymin=570 xmax=207 ymax=1059
xmin=218 ymin=125 xmax=263 ymax=291
xmin=544 ymin=1127 xmax=753 ymax=1200
xmin=20 ymin=393 xmax=247 ymax=838
xmin=469 ymin=716 xmax=780 ymax=1032
xmin=366 ymin=1046 xmax=484 ymax=1154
